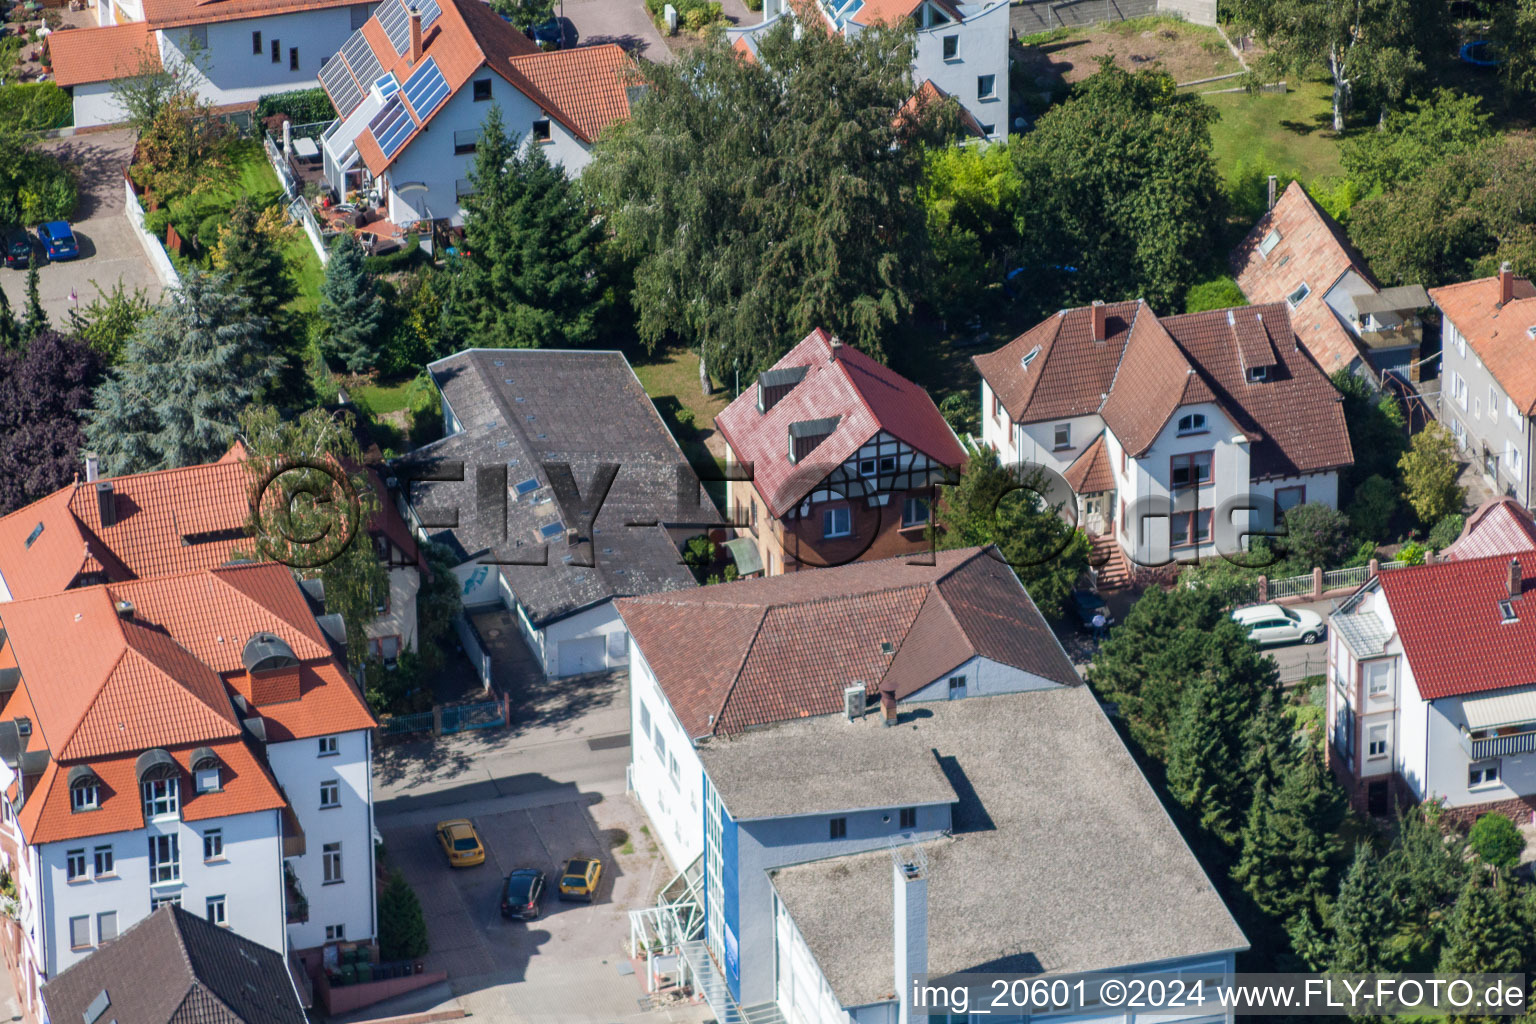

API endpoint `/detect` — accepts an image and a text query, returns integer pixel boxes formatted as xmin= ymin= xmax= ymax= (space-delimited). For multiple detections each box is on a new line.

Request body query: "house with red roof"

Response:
xmin=316 ymin=0 xmax=632 ymax=228
xmin=727 ymin=0 xmax=1009 ymax=140
xmin=713 ymin=329 xmax=966 ymax=577
xmin=1231 ymin=180 xmax=1430 ymax=377
xmin=0 ymin=563 xmax=376 ymax=1020
xmin=48 ymin=0 xmax=368 ymax=128
xmin=1328 ymin=553 xmax=1536 ymax=825
xmin=0 ymin=449 xmax=426 ymax=669
xmin=974 ymin=300 xmax=1353 ymax=581
xmin=1429 ymin=263 xmax=1536 ymax=509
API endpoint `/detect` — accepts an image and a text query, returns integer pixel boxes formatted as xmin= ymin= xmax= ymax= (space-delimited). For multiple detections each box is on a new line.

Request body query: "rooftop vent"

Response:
xmin=113 ymin=600 xmax=134 ymax=620
xmin=844 ymin=683 xmax=865 ymax=721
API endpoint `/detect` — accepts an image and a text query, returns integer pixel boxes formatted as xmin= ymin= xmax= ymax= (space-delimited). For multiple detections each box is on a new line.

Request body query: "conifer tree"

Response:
xmin=1439 ymin=872 xmax=1525 ymax=999
xmin=1331 ymin=843 xmax=1394 ymax=973
xmin=84 ymin=269 xmax=277 ymax=474
xmin=1233 ymin=746 xmax=1345 ymax=927
xmin=23 ymin=252 xmax=47 ymax=337
xmin=212 ymin=196 xmax=295 ymax=313
xmin=0 ymin=285 xmax=20 ymax=351
xmin=318 ymin=232 xmax=383 ymax=373
xmin=377 ymin=870 xmax=429 ymax=961
xmin=1167 ymin=671 xmax=1247 ymax=848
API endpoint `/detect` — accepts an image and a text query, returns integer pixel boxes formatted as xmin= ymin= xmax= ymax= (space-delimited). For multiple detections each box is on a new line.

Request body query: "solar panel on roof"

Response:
xmin=417 ymin=0 xmax=442 ymax=30
xmin=376 ymin=0 xmax=410 ymax=52
xmin=318 ymin=56 xmax=364 ymax=116
xmin=339 ymin=26 xmax=382 ymax=88
xmin=401 ymin=56 xmax=449 ymax=119
xmin=368 ymin=95 xmax=416 ymax=159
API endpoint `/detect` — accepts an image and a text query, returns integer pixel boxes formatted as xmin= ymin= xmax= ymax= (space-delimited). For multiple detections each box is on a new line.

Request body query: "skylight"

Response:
xmin=539 ymin=522 xmax=565 ymax=540
xmin=24 ymin=522 xmax=43 ymax=549
xmin=514 ymin=478 xmax=540 ymax=496
xmin=1500 ymin=599 xmax=1518 ymax=623
xmin=1019 ymin=345 xmax=1041 ymax=371
xmin=1259 ymin=229 xmax=1281 ymax=257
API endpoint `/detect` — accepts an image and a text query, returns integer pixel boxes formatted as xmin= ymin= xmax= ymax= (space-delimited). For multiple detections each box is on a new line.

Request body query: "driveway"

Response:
xmin=559 ymin=0 xmax=673 ymax=63
xmin=0 ymin=129 xmax=165 ymax=326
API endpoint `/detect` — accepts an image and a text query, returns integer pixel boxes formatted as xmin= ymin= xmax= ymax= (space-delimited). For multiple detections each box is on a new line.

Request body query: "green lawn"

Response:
xmin=627 ymin=344 xmax=731 ymax=508
xmin=1201 ymin=79 xmax=1346 ymax=184
xmin=351 ymin=381 xmax=412 ymax=415
xmin=221 ymin=141 xmax=325 ymax=313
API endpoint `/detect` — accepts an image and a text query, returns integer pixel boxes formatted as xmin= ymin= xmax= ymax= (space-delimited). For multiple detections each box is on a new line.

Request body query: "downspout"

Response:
xmin=366 ymin=730 xmax=377 ymax=941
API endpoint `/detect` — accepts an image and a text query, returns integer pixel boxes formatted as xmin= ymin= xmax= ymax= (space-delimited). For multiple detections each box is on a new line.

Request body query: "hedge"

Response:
xmin=254 ymin=87 xmax=336 ymax=126
xmin=0 ymin=82 xmax=71 ymax=131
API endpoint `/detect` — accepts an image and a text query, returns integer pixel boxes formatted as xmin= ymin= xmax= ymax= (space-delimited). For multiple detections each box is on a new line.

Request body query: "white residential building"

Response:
xmin=0 ymin=564 xmax=377 ymax=1019
xmin=974 ymin=300 xmax=1354 ymax=578
xmin=730 ymin=0 xmax=1010 ymax=140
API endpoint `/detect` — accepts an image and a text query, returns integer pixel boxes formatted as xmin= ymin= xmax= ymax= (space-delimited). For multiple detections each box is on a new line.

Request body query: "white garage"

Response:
xmin=557 ymin=636 xmax=607 ymax=677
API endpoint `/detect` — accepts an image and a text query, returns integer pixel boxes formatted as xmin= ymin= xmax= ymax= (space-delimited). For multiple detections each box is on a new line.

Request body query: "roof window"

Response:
xmin=1499 ymin=599 xmax=1518 ymax=623
xmin=1259 ymin=229 xmax=1281 ymax=256
xmin=1019 ymin=345 xmax=1041 ymax=371
xmin=1287 ymin=283 xmax=1311 ymax=308
xmin=24 ymin=523 xmax=42 ymax=549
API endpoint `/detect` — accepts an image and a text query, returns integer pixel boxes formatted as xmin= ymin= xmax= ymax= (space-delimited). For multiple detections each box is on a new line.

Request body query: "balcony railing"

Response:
xmin=1461 ymin=729 xmax=1536 ymax=759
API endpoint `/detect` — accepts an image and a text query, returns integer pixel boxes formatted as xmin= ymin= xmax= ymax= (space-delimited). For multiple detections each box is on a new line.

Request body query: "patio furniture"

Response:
xmin=292 ymin=137 xmax=319 ymax=160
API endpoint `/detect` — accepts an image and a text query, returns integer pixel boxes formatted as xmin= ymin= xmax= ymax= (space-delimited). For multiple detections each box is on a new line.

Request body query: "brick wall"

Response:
xmin=1439 ymin=795 xmax=1536 ymax=830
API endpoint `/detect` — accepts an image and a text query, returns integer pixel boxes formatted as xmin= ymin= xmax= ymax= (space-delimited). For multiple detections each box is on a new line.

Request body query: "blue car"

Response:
xmin=527 ymin=17 xmax=565 ymax=48
xmin=37 ymin=221 xmax=78 ymax=261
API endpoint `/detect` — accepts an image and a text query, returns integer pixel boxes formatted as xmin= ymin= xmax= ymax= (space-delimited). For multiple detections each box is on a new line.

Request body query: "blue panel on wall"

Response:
xmin=721 ymin=806 xmax=740 ymax=1000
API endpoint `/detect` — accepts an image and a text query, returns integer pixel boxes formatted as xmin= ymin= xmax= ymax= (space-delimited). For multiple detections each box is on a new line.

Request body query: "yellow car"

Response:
xmin=435 ymin=819 xmax=485 ymax=868
xmin=557 ymin=856 xmax=602 ymax=901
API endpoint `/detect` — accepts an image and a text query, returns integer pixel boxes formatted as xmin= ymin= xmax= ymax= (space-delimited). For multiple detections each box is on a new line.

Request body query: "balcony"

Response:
xmin=1359 ymin=321 xmax=1423 ymax=353
xmin=1460 ymin=728 xmax=1536 ymax=760
xmin=281 ymin=803 xmax=306 ymax=858
xmin=285 ymin=863 xmax=309 ymax=924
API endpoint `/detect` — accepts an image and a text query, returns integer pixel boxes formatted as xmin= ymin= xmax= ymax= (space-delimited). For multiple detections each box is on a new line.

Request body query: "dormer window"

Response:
xmin=1176 ymin=413 xmax=1206 ymax=435
xmin=137 ymin=749 xmax=181 ymax=820
xmin=192 ymin=748 xmax=222 ymax=793
xmin=1248 ymin=366 xmax=1269 ymax=383
xmin=1286 ymin=283 xmax=1310 ymax=308
xmin=69 ymin=767 xmax=99 ymax=812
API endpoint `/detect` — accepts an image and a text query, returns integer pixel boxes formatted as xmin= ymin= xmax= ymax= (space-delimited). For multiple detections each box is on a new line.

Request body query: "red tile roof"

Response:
xmin=1376 ymin=554 xmax=1536 ymax=700
xmin=896 ymin=80 xmax=986 ymax=139
xmin=618 ymin=547 xmax=1078 ymax=737
xmin=1443 ymin=498 xmax=1536 ymax=563
xmin=975 ymin=301 xmax=1354 ymax=478
xmin=847 ymin=0 xmax=958 ymax=27
xmin=345 ymin=0 xmax=630 ymax=175
xmin=1428 ymin=272 xmax=1536 ymax=415
xmin=141 ymin=0 xmax=356 ymax=28
xmin=47 ymin=21 xmax=157 ymax=86
xmin=1063 ymin=432 xmax=1113 ymax=494
xmin=1230 ymin=180 xmax=1374 ymax=374
xmin=714 ymin=329 xmax=967 ymax=518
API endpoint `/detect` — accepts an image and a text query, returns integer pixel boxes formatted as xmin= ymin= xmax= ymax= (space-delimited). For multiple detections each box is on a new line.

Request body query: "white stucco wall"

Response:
xmin=37 ymin=809 xmax=284 ymax=976
xmin=267 ymin=728 xmax=375 ymax=949
xmin=382 ymin=69 xmax=590 ymax=227
xmin=628 ymin=642 xmax=704 ymax=872
xmin=912 ymin=0 xmax=1009 ymax=138
xmin=158 ymin=5 xmax=360 ymax=108
xmin=902 ymin=654 xmax=1067 ymax=701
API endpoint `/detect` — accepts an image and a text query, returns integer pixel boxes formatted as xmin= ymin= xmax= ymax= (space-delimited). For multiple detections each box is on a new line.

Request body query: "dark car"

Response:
xmin=526 ymin=17 xmax=565 ymax=48
xmin=4 ymin=228 xmax=33 ymax=269
xmin=500 ymin=868 xmax=546 ymax=920
xmin=1071 ymin=589 xmax=1113 ymax=632
xmin=37 ymin=221 xmax=78 ymax=261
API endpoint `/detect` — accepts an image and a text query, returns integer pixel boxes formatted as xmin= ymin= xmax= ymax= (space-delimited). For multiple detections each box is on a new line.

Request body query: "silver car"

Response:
xmin=1231 ymin=603 xmax=1325 ymax=646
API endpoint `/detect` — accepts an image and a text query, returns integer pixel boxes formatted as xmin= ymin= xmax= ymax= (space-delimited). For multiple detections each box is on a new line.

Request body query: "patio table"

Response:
xmin=292 ymin=137 xmax=319 ymax=160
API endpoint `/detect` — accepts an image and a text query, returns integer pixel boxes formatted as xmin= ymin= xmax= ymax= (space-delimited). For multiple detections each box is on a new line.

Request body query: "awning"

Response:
xmin=723 ymin=537 xmax=763 ymax=576
xmin=1353 ymin=285 xmax=1430 ymax=317
xmin=1462 ymin=687 xmax=1536 ymax=731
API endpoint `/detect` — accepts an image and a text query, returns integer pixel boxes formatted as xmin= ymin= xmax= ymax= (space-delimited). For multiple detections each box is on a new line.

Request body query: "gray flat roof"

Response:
xmin=698 ymin=710 xmax=959 ymax=820
xmin=768 ymin=687 xmax=1248 ymax=1008
xmin=397 ymin=349 xmax=715 ymax=625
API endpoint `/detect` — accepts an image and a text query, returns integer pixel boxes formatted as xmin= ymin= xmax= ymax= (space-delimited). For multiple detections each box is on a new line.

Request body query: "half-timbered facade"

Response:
xmin=714 ymin=330 xmax=967 ymax=577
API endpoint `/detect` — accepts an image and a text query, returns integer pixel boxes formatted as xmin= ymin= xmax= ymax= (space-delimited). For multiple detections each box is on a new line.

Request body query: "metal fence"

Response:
xmin=1322 ymin=565 xmax=1371 ymax=591
xmin=442 ymin=700 xmax=505 ymax=734
xmin=1269 ymin=574 xmax=1315 ymax=600
xmin=1277 ymin=653 xmax=1328 ymax=686
xmin=381 ymin=710 xmax=435 ymax=736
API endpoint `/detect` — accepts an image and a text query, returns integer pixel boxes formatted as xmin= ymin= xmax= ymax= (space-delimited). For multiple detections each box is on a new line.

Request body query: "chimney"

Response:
xmin=1267 ymin=174 xmax=1277 ymax=210
xmin=96 ymin=481 xmax=116 ymax=528
xmin=83 ymin=452 xmax=99 ymax=483
xmin=892 ymin=844 xmax=928 ymax=1024
xmin=1499 ymin=261 xmax=1514 ymax=307
xmin=828 ymin=335 xmax=843 ymax=362
xmin=880 ymin=683 xmax=896 ymax=727
xmin=1090 ymin=300 xmax=1107 ymax=342
xmin=1511 ymin=558 xmax=1522 ymax=600
xmin=408 ymin=5 xmax=423 ymax=62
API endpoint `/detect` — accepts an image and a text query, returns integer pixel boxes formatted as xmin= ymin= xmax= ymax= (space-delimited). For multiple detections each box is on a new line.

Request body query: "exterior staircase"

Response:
xmin=1089 ymin=533 xmax=1132 ymax=591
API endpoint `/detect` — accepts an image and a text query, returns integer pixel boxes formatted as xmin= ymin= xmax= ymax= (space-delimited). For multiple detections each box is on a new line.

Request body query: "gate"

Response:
xmin=382 ymin=710 xmax=435 ymax=736
xmin=440 ymin=700 xmax=505 ymax=734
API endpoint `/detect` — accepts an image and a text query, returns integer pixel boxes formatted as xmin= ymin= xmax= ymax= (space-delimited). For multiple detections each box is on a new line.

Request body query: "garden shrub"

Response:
xmin=1398 ymin=540 xmax=1426 ymax=565
xmin=1468 ymin=813 xmax=1526 ymax=871
xmin=1345 ymin=474 xmax=1397 ymax=544
xmin=255 ymin=87 xmax=336 ymax=126
xmin=363 ymin=234 xmax=425 ymax=275
xmin=1427 ymin=512 xmax=1465 ymax=551
xmin=0 ymin=82 xmax=71 ymax=130
xmin=378 ymin=870 xmax=429 ymax=961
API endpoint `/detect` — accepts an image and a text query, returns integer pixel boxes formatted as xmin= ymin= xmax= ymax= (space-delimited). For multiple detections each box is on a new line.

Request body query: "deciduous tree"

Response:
xmin=586 ymin=17 xmax=950 ymax=375
xmin=68 ymin=280 xmax=154 ymax=364
xmin=0 ymin=331 xmax=102 ymax=514
xmin=84 ymin=269 xmax=278 ymax=474
xmin=1341 ymin=89 xmax=1491 ymax=196
xmin=1468 ymin=813 xmax=1527 ymax=873
xmin=1398 ymin=422 xmax=1465 ymax=526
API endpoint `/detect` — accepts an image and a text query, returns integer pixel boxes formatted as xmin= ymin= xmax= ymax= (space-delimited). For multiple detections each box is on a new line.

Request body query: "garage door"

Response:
xmin=557 ymin=636 xmax=606 ymax=676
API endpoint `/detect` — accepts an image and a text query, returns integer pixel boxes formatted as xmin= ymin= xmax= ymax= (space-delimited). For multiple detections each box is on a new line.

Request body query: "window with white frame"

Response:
xmin=669 ymin=753 xmax=680 ymax=790
xmin=321 ymin=779 xmax=340 ymax=809
xmin=1510 ymin=397 xmax=1522 ymax=425
xmin=858 ymin=458 xmax=876 ymax=477
xmin=1449 ymin=371 xmax=1468 ymax=410
xmin=326 ymin=924 xmax=346 ymax=941
xmin=977 ymin=74 xmax=996 ymax=99
xmin=150 ymin=893 xmax=180 ymax=910
xmin=829 ymin=817 xmax=847 ymax=839
xmin=947 ymin=675 xmax=967 ymax=699
xmin=93 ymin=845 xmax=113 ymax=877
xmin=142 ymin=776 xmax=179 ymax=818
xmin=70 ymin=778 xmax=98 ymax=812
xmin=879 ymin=455 xmax=896 ymax=473
xmin=206 ymin=895 xmax=227 ymax=926
xmin=1455 ymin=330 xmax=1466 ymax=358
xmin=653 ymin=722 xmax=666 ymax=764
xmin=1287 ymin=283 xmax=1310 ymax=307
xmin=195 ymin=767 xmax=220 ymax=793
xmin=148 ymin=834 xmax=180 ymax=883
xmin=1367 ymin=725 xmax=1388 ymax=758
xmin=69 ymin=915 xmax=90 ymax=950
xmin=902 ymin=496 xmax=929 ymax=528
xmin=1053 ymin=423 xmax=1071 ymax=449
xmin=639 ymin=701 xmax=652 ymax=741
xmin=66 ymin=849 xmax=86 ymax=881
xmin=822 ymin=506 xmax=851 ymax=539
xmin=1366 ymin=660 xmax=1391 ymax=698
xmin=1491 ymin=387 xmax=1500 ymax=422
xmin=323 ymin=842 xmax=343 ymax=883
xmin=1176 ymin=413 xmax=1207 ymax=435
xmin=942 ymin=34 xmax=957 ymax=59
xmin=1507 ymin=442 xmax=1524 ymax=481
xmin=203 ymin=829 xmax=223 ymax=861
xmin=1469 ymin=759 xmax=1500 ymax=788
xmin=318 ymin=735 xmax=339 ymax=756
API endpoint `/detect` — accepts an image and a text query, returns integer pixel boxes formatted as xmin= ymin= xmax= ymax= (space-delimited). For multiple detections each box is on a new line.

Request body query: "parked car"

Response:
xmin=1231 ymin=603 xmax=1325 ymax=646
xmin=1070 ymin=589 xmax=1113 ymax=632
xmin=36 ymin=221 xmax=77 ymax=261
xmin=4 ymin=228 xmax=34 ymax=269
xmin=500 ymin=868 xmax=546 ymax=920
xmin=526 ymin=16 xmax=565 ymax=48
xmin=557 ymin=856 xmax=602 ymax=901
xmin=434 ymin=819 xmax=485 ymax=867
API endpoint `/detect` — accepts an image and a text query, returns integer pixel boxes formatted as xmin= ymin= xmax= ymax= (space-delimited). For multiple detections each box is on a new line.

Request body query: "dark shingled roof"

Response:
xmin=398 ymin=350 xmax=712 ymax=627
xmin=617 ymin=546 xmax=1079 ymax=737
xmin=41 ymin=905 xmax=306 ymax=1024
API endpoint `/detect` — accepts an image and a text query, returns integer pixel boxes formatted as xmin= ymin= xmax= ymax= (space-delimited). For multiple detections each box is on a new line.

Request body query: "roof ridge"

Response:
xmin=709 ymin=605 xmax=770 ymax=736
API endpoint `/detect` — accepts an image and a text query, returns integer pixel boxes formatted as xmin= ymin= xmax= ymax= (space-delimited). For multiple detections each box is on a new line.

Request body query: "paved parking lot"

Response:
xmin=561 ymin=0 xmax=672 ymax=63
xmin=0 ymin=130 xmax=165 ymax=325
